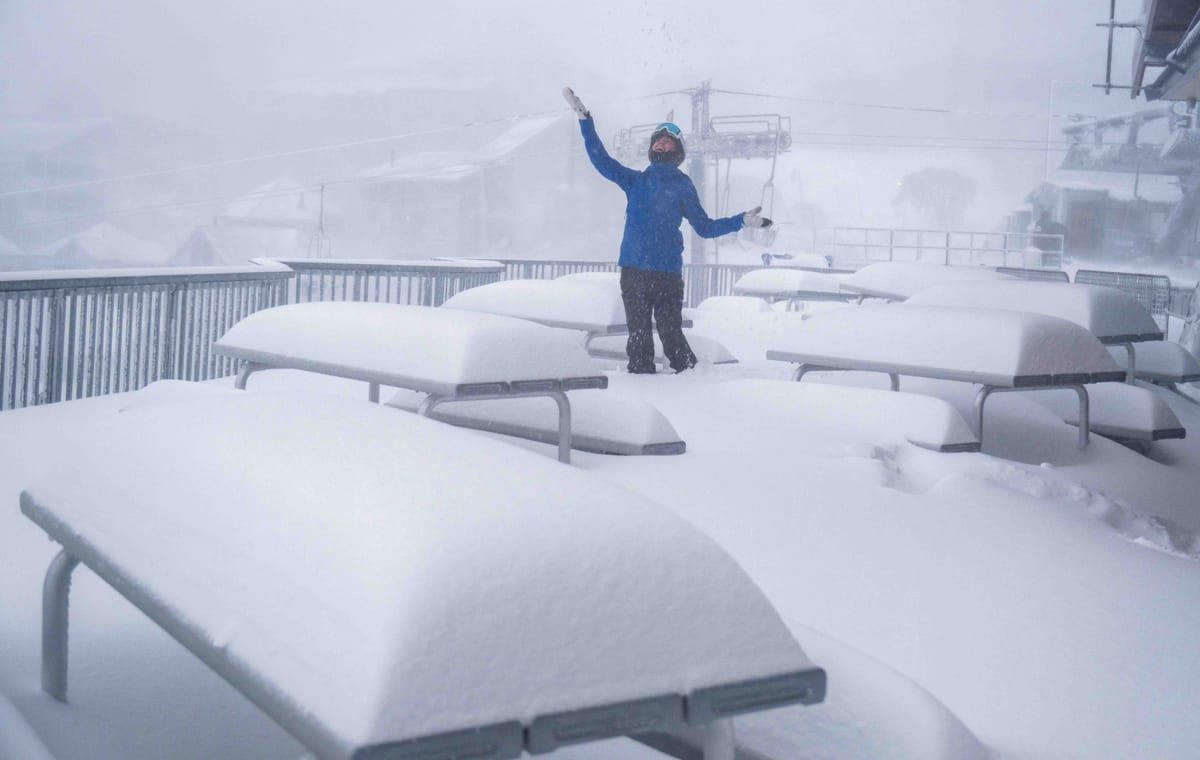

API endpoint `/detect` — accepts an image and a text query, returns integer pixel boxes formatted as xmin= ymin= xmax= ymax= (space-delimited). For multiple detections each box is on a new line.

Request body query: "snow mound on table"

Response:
xmin=442 ymin=278 xmax=626 ymax=331
xmin=770 ymin=305 xmax=1120 ymax=383
xmin=214 ymin=301 xmax=597 ymax=384
xmin=693 ymin=295 xmax=773 ymax=313
xmin=689 ymin=379 xmax=977 ymax=452
xmin=733 ymin=268 xmax=845 ymax=296
xmin=841 ymin=262 xmax=1013 ymax=300
xmin=23 ymin=390 xmax=811 ymax=748
xmin=908 ymin=281 xmax=1162 ymax=341
xmin=556 ymin=271 xmax=620 ymax=287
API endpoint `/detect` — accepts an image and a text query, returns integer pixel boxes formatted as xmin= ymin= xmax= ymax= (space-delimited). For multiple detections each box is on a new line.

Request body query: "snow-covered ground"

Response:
xmin=2 ymin=305 xmax=1199 ymax=759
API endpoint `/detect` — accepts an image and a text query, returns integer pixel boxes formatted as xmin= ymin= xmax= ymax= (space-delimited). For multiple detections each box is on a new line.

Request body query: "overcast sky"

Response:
xmin=0 ymin=0 xmax=1154 ymax=229
xmin=0 ymin=0 xmax=1143 ymax=121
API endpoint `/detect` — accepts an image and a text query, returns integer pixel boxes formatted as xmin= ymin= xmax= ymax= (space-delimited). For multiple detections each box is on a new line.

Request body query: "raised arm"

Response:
xmin=564 ymin=87 xmax=638 ymax=190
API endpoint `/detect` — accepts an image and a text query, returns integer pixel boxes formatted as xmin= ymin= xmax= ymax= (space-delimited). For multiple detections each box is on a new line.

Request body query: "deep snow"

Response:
xmin=2 ymin=304 xmax=1199 ymax=759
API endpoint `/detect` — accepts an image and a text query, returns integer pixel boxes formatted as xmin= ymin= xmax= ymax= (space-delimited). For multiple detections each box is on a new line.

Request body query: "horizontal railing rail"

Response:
xmin=813 ymin=227 xmax=1065 ymax=270
xmin=268 ymin=257 xmax=505 ymax=307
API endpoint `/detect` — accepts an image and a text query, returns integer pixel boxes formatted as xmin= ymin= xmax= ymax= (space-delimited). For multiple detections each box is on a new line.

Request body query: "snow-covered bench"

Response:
xmin=22 ymin=390 xmax=825 ymax=760
xmin=765 ymin=305 xmax=1127 ymax=449
xmin=1033 ymin=382 xmax=1185 ymax=444
xmin=441 ymin=276 xmax=731 ymax=365
xmin=585 ymin=331 xmax=739 ymax=371
xmin=386 ymin=388 xmax=687 ymax=455
xmin=443 ymin=276 xmax=635 ymax=334
xmin=700 ymin=379 xmax=982 ymax=453
xmin=1107 ymin=341 xmax=1200 ymax=390
xmin=212 ymin=302 xmax=607 ymax=463
xmin=732 ymin=268 xmax=851 ymax=310
xmin=907 ymin=280 xmax=1164 ymax=383
xmin=839 ymin=261 xmax=1016 ymax=302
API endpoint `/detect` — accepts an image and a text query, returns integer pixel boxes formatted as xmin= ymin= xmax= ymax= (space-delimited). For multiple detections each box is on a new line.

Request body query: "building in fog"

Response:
xmin=48 ymin=222 xmax=169 ymax=269
xmin=1089 ymin=0 xmax=1200 ymax=260
xmin=1024 ymin=175 xmax=1180 ymax=259
xmin=356 ymin=114 xmax=605 ymax=259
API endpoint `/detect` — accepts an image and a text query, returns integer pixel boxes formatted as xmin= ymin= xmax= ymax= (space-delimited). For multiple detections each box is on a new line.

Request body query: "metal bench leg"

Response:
xmin=549 ymin=390 xmax=572 ymax=464
xmin=43 ymin=549 xmax=80 ymax=702
xmin=416 ymin=394 xmax=444 ymax=418
xmin=234 ymin=361 xmax=265 ymax=390
xmin=1119 ymin=342 xmax=1136 ymax=384
xmin=368 ymin=382 xmax=380 ymax=403
xmin=889 ymin=373 xmax=899 ymax=392
xmin=1071 ymin=384 xmax=1090 ymax=449
xmin=703 ymin=719 xmax=735 ymax=760
xmin=973 ymin=386 xmax=996 ymax=447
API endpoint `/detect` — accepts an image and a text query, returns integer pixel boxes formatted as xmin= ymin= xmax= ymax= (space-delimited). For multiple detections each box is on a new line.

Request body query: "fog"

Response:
xmin=0 ymin=0 xmax=1149 ymax=269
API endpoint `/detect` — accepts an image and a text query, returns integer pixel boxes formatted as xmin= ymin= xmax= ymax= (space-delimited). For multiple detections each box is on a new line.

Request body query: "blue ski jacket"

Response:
xmin=578 ymin=117 xmax=743 ymax=273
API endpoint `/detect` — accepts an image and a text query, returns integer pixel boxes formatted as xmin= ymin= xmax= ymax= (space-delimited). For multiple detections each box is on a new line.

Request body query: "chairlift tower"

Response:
xmin=611 ymin=80 xmax=792 ymax=263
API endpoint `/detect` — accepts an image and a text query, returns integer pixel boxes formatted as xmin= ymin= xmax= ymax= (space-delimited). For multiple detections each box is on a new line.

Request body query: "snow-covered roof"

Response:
xmin=219 ymin=179 xmax=335 ymax=227
xmin=359 ymin=115 xmax=566 ymax=182
xmin=171 ymin=225 xmax=310 ymax=267
xmin=50 ymin=222 xmax=169 ymax=266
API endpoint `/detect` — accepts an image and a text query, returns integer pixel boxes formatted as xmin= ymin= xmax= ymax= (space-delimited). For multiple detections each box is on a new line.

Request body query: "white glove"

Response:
xmin=742 ymin=206 xmax=773 ymax=228
xmin=562 ymin=87 xmax=590 ymax=119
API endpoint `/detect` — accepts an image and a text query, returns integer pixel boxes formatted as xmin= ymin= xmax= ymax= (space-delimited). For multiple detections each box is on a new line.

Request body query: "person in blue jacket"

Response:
xmin=563 ymin=87 xmax=771 ymax=374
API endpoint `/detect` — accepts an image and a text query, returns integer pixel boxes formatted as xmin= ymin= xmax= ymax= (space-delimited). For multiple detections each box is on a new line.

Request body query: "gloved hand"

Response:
xmin=742 ymin=206 xmax=773 ymax=228
xmin=562 ymin=87 xmax=590 ymax=119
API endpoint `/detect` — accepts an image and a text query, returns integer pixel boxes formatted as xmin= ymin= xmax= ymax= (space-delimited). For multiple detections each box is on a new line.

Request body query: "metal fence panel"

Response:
xmin=0 ymin=260 xmax=507 ymax=412
xmin=1074 ymin=269 xmax=1173 ymax=330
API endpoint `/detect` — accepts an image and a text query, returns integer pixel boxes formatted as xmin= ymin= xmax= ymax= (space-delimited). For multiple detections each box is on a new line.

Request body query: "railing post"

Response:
xmin=162 ymin=284 xmax=180 ymax=380
xmin=46 ymin=290 xmax=66 ymax=404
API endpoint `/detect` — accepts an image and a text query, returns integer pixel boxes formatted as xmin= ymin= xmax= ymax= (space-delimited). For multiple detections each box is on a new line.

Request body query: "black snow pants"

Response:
xmin=620 ymin=266 xmax=697 ymax=374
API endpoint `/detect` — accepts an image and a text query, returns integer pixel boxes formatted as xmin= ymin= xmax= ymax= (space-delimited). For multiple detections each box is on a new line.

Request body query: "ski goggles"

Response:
xmin=653 ymin=122 xmax=682 ymax=137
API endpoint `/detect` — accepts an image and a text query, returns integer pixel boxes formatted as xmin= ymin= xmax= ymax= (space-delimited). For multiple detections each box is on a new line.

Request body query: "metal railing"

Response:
xmin=273 ymin=258 xmax=504 ymax=307
xmin=996 ymin=267 xmax=1070 ymax=283
xmin=482 ymin=258 xmax=764 ymax=308
xmin=1075 ymin=269 xmax=1174 ymax=331
xmin=1 ymin=266 xmax=292 ymax=410
xmin=813 ymin=227 xmax=1065 ymax=270
xmin=5 ymin=255 xmax=1191 ymax=413
xmin=0 ymin=259 xmax=506 ymax=412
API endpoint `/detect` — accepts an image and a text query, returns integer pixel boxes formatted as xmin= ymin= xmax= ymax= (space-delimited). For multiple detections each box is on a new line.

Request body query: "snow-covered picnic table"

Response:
xmin=838 ymin=261 xmax=1017 ymax=301
xmin=212 ymin=302 xmax=607 ymax=463
xmin=907 ymin=280 xmax=1164 ymax=383
xmin=766 ymin=304 xmax=1126 ymax=448
xmin=21 ymin=388 xmax=826 ymax=760
xmin=442 ymin=275 xmax=744 ymax=370
xmin=731 ymin=268 xmax=851 ymax=309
